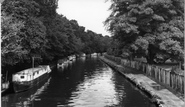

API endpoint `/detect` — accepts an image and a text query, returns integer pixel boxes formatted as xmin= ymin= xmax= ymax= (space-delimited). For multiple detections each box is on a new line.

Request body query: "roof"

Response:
xmin=14 ymin=65 xmax=49 ymax=75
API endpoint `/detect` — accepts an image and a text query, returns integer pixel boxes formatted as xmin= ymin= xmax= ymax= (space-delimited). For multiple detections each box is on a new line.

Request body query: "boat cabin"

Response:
xmin=12 ymin=66 xmax=50 ymax=82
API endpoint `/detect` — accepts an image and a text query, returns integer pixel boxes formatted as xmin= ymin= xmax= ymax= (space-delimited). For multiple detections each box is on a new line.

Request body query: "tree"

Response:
xmin=105 ymin=0 xmax=184 ymax=64
xmin=1 ymin=0 xmax=113 ymax=71
xmin=1 ymin=12 xmax=27 ymax=65
xmin=43 ymin=15 xmax=69 ymax=60
xmin=1 ymin=0 xmax=47 ymax=65
xmin=33 ymin=0 xmax=58 ymax=17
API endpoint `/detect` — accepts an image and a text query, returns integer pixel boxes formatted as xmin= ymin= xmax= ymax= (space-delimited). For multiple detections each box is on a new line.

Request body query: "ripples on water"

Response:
xmin=2 ymin=56 xmax=156 ymax=107
xmin=68 ymin=67 xmax=119 ymax=107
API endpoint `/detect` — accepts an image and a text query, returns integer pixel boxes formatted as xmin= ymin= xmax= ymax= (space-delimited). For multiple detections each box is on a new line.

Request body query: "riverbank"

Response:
xmin=100 ymin=56 xmax=184 ymax=107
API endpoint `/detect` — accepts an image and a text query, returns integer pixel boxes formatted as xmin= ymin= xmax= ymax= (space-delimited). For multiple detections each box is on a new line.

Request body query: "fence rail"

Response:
xmin=104 ymin=54 xmax=184 ymax=94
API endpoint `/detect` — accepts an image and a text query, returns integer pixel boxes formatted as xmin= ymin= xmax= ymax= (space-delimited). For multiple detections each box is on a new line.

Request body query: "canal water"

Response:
xmin=2 ymin=56 xmax=157 ymax=107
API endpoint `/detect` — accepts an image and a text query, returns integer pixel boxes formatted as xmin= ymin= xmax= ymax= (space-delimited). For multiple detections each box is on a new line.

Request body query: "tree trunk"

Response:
xmin=146 ymin=44 xmax=156 ymax=64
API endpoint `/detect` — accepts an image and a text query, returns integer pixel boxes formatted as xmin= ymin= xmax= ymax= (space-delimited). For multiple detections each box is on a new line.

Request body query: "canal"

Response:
xmin=2 ymin=56 xmax=157 ymax=107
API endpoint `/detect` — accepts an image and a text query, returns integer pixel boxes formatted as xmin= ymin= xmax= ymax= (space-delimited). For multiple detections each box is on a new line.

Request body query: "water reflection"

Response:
xmin=2 ymin=78 xmax=51 ymax=107
xmin=67 ymin=67 xmax=119 ymax=107
xmin=81 ymin=56 xmax=86 ymax=62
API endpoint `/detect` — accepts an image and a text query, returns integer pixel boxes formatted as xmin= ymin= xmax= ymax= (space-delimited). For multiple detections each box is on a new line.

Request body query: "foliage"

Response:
xmin=105 ymin=0 xmax=184 ymax=64
xmin=1 ymin=0 xmax=112 ymax=69
xmin=1 ymin=12 xmax=27 ymax=65
xmin=1 ymin=0 xmax=46 ymax=65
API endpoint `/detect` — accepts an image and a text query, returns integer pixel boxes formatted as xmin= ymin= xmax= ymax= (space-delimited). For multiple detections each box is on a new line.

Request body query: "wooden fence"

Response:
xmin=104 ymin=54 xmax=184 ymax=94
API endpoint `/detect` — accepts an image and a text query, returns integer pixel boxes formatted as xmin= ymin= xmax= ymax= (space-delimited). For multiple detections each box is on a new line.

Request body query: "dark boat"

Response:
xmin=1 ymin=81 xmax=9 ymax=94
xmin=1 ymin=71 xmax=9 ymax=94
xmin=12 ymin=65 xmax=51 ymax=93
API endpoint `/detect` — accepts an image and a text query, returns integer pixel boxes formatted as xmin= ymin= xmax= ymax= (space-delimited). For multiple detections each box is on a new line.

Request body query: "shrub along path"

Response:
xmin=100 ymin=56 xmax=184 ymax=107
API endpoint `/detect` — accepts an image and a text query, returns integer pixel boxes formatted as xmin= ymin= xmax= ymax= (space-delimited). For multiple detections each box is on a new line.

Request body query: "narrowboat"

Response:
xmin=1 ymin=81 xmax=9 ymax=94
xmin=57 ymin=62 xmax=64 ymax=68
xmin=68 ymin=55 xmax=76 ymax=61
xmin=91 ymin=53 xmax=97 ymax=56
xmin=12 ymin=65 xmax=51 ymax=93
xmin=57 ymin=58 xmax=68 ymax=69
xmin=81 ymin=53 xmax=86 ymax=57
xmin=1 ymin=72 xmax=10 ymax=94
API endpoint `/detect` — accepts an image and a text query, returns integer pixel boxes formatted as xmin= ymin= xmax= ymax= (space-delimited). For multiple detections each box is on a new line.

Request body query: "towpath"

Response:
xmin=100 ymin=56 xmax=185 ymax=107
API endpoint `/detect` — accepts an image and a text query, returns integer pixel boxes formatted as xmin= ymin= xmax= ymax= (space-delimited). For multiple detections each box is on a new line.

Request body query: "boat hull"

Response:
xmin=13 ymin=72 xmax=50 ymax=93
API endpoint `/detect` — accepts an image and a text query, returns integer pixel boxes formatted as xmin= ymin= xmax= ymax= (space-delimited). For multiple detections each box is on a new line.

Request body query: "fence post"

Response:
xmin=167 ymin=70 xmax=170 ymax=87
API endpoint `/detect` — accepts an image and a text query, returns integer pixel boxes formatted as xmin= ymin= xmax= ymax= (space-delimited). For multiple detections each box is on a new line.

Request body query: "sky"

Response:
xmin=56 ymin=0 xmax=112 ymax=36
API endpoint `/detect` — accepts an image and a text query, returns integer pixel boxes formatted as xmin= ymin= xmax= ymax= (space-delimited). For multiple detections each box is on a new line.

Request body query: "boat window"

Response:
xmin=20 ymin=76 xmax=24 ymax=79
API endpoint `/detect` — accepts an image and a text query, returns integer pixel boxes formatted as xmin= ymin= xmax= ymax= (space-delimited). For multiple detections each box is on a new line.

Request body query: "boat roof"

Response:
xmin=14 ymin=65 xmax=49 ymax=75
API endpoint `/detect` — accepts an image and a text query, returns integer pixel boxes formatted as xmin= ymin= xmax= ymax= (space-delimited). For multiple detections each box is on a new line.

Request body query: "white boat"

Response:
xmin=12 ymin=65 xmax=51 ymax=93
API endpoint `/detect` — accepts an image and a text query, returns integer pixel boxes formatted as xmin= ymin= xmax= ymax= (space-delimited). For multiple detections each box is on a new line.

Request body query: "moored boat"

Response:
xmin=57 ymin=58 xmax=68 ymax=69
xmin=1 ymin=71 xmax=10 ymax=94
xmin=1 ymin=81 xmax=9 ymax=94
xmin=91 ymin=53 xmax=98 ymax=56
xmin=68 ymin=55 xmax=76 ymax=61
xmin=57 ymin=61 xmax=65 ymax=68
xmin=12 ymin=65 xmax=51 ymax=93
xmin=81 ymin=53 xmax=86 ymax=57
